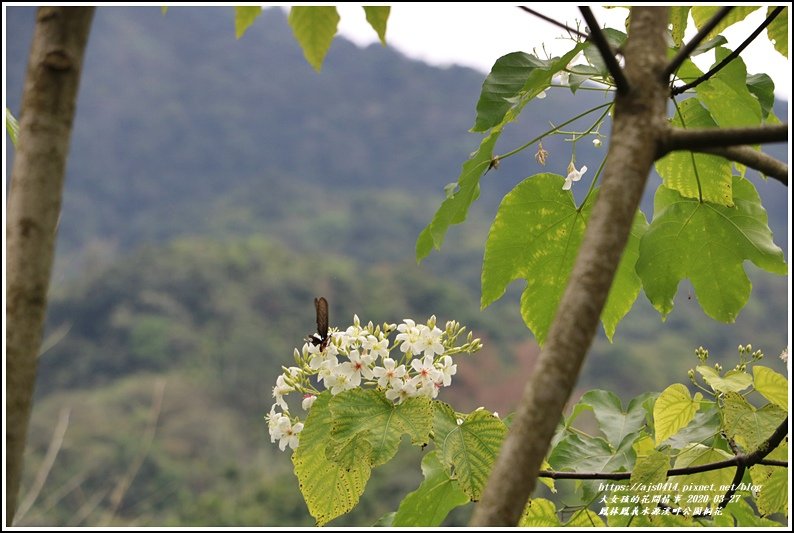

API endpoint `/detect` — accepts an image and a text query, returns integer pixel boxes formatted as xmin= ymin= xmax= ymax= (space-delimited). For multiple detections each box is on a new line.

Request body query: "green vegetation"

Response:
xmin=6 ymin=6 xmax=787 ymax=527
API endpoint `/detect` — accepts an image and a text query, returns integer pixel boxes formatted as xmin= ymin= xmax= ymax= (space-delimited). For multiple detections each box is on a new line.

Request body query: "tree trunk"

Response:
xmin=471 ymin=7 xmax=670 ymax=526
xmin=6 ymin=7 xmax=94 ymax=524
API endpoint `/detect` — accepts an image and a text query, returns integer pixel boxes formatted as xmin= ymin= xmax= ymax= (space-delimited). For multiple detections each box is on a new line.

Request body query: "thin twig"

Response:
xmin=661 ymin=124 xmax=788 ymax=152
xmin=665 ymin=6 xmax=734 ymax=78
xmin=672 ymin=6 xmax=785 ymax=95
xmin=716 ymin=465 xmax=746 ymax=510
xmin=517 ymin=6 xmax=588 ymax=40
xmin=579 ymin=7 xmax=629 ymax=95
xmin=14 ymin=408 xmax=71 ymax=524
xmin=697 ymin=146 xmax=788 ymax=186
xmin=539 ymin=418 xmax=789 ymax=482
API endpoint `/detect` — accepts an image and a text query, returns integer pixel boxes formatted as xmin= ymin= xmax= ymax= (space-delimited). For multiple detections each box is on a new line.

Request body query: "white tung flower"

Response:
xmin=411 ymin=355 xmax=442 ymax=386
xmin=436 ymin=355 xmax=457 ymax=387
xmin=563 ymin=164 xmax=587 ymax=191
xmin=362 ymin=334 xmax=390 ymax=360
xmin=372 ymin=358 xmax=407 ymax=388
xmin=385 ymin=378 xmax=418 ymax=404
xmin=272 ymin=374 xmax=293 ymax=411
xmin=396 ymin=320 xmax=423 ymax=355
xmin=276 ymin=417 xmax=303 ymax=451
xmin=417 ymin=326 xmax=444 ymax=357
xmin=302 ymin=394 xmax=317 ymax=411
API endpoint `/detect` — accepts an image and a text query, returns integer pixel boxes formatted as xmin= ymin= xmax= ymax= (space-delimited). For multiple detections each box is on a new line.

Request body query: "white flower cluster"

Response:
xmin=266 ymin=315 xmax=481 ymax=451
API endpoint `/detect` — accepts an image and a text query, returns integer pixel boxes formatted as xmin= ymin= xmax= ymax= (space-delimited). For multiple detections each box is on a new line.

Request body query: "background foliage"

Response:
xmin=5 ymin=7 xmax=788 ymax=526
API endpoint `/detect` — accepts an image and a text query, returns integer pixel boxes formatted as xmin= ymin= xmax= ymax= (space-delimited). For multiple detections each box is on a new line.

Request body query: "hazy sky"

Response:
xmin=331 ymin=4 xmax=791 ymax=99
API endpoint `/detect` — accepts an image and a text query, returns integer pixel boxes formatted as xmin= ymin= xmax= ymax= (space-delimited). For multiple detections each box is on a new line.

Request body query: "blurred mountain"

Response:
xmin=5 ymin=6 xmax=789 ymax=527
xmin=6 ymin=7 xmax=787 ymax=272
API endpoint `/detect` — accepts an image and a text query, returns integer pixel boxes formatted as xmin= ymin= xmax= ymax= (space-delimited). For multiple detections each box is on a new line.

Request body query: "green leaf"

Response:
xmin=518 ymin=498 xmax=560 ymax=527
xmin=583 ymin=28 xmax=626 ymax=77
xmin=432 ymin=402 xmax=506 ymax=501
xmin=667 ymin=443 xmax=734 ymax=511
xmin=653 ymin=384 xmax=700 ymax=445
xmin=656 ymin=98 xmax=733 ymax=206
xmin=689 ymin=35 xmax=728 ymax=57
xmin=566 ymin=64 xmax=601 ymax=94
xmin=416 ymin=129 xmax=500 ymax=261
xmin=329 ymin=389 xmax=431 ymax=466
xmin=564 ymin=508 xmax=605 ymax=527
xmin=716 ymin=498 xmax=783 ymax=526
xmin=293 ymin=392 xmax=371 ymax=525
xmin=472 ymin=44 xmax=585 ymax=133
xmin=669 ymin=7 xmax=691 ymax=47
xmin=663 ymin=405 xmax=722 ymax=451
xmin=574 ymin=390 xmax=650 ymax=449
xmin=6 ymin=108 xmax=19 ymax=146
xmin=481 ymin=174 xmax=645 ymax=344
xmin=746 ymin=73 xmax=775 ymax=120
xmin=750 ymin=442 xmax=788 ymax=517
xmin=691 ymin=6 xmax=761 ymax=40
xmin=629 ymin=450 xmax=669 ymax=487
xmin=766 ymin=6 xmax=788 ymax=58
xmin=548 ymin=433 xmax=634 ymax=474
xmin=753 ymin=366 xmax=788 ymax=410
xmin=373 ymin=512 xmax=395 ymax=526
xmin=417 ymin=43 xmax=586 ymax=261
xmin=234 ymin=6 xmax=262 ymax=39
xmin=161 ymin=6 xmax=168 ymax=15
xmin=696 ymin=47 xmax=761 ymax=128
xmin=362 ymin=6 xmax=390 ymax=46
xmin=288 ymin=6 xmax=340 ymax=71
xmin=721 ymin=391 xmax=787 ymax=452
xmin=696 ymin=365 xmax=753 ymax=393
xmin=602 ymin=211 xmax=648 ymax=341
xmin=755 ymin=468 xmax=789 ymax=517
xmin=636 ymin=177 xmax=787 ymax=322
xmin=392 ymin=451 xmax=469 ymax=526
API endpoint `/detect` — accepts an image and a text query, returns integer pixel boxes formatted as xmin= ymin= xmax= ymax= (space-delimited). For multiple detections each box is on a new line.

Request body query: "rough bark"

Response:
xmin=6 ymin=7 xmax=94 ymax=524
xmin=470 ymin=7 xmax=670 ymax=526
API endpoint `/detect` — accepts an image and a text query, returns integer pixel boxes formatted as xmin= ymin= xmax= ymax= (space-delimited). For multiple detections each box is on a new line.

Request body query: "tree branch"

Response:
xmin=672 ymin=6 xmax=785 ymax=95
xmin=665 ymin=6 xmax=733 ymax=78
xmin=537 ymin=453 xmax=788 ymax=480
xmin=470 ymin=7 xmax=670 ymax=526
xmin=697 ymin=146 xmax=788 ymax=186
xmin=7 ymin=7 xmax=95 ymax=525
xmin=579 ymin=7 xmax=629 ymax=95
xmin=517 ymin=6 xmax=587 ymax=40
xmin=660 ymin=124 xmax=788 ymax=152
xmin=743 ymin=417 xmax=788 ymax=465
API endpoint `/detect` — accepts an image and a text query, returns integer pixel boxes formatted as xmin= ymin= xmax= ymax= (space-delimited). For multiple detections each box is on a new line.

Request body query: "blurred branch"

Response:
xmin=517 ymin=6 xmax=587 ymax=39
xmin=579 ymin=7 xmax=629 ymax=94
xmin=661 ymin=124 xmax=788 ymax=151
xmin=672 ymin=6 xmax=785 ymax=95
xmin=105 ymin=379 xmax=167 ymax=525
xmin=665 ymin=6 xmax=733 ymax=78
xmin=14 ymin=408 xmax=71 ymax=523
xmin=698 ymin=146 xmax=788 ymax=185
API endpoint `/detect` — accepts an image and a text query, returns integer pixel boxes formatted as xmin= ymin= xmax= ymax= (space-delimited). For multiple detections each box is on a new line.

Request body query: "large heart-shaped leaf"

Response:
xmin=656 ymin=98 xmax=733 ymax=206
xmin=696 ymin=47 xmax=762 ymax=128
xmin=329 ymin=388 xmax=432 ymax=467
xmin=481 ymin=173 xmax=646 ymax=344
xmin=391 ymin=451 xmax=469 ymax=526
xmin=292 ymin=392 xmax=371 ymax=525
xmin=637 ymin=177 xmax=787 ymax=322
xmin=432 ymin=402 xmax=506 ymax=501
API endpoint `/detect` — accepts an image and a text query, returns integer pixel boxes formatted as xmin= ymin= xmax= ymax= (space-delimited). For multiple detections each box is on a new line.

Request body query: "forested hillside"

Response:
xmin=5 ymin=6 xmax=788 ymax=526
